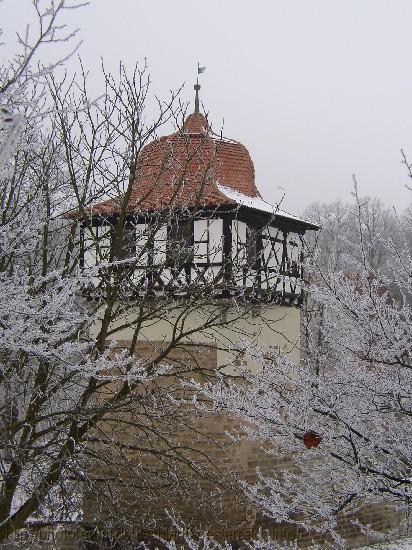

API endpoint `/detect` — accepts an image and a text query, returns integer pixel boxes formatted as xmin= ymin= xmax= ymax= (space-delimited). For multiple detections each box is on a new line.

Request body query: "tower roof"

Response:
xmin=91 ymin=93 xmax=260 ymax=214
xmin=86 ymin=84 xmax=319 ymax=230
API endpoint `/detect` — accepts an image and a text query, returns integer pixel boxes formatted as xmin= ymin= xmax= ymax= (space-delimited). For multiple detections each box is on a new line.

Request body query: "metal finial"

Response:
xmin=194 ymin=78 xmax=201 ymax=114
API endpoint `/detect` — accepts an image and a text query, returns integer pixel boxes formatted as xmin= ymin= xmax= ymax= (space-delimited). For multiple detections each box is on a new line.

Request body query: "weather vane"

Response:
xmin=197 ymin=62 xmax=206 ymax=77
xmin=194 ymin=63 xmax=206 ymax=113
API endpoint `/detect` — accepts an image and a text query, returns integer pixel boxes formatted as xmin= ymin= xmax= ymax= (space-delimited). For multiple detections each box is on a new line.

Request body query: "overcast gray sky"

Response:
xmin=3 ymin=0 xmax=412 ymax=215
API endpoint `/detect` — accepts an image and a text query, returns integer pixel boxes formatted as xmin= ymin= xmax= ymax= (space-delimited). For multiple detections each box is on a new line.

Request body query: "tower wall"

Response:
xmin=82 ymin=302 xmax=403 ymax=548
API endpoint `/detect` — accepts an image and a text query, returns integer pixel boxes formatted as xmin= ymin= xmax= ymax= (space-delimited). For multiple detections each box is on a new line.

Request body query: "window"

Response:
xmin=246 ymin=225 xmax=258 ymax=268
xmin=232 ymin=220 xmax=259 ymax=268
xmin=232 ymin=220 xmax=247 ymax=264
xmin=194 ymin=219 xmax=223 ymax=264
xmin=114 ymin=223 xmax=136 ymax=260
xmin=153 ymin=225 xmax=167 ymax=266
xmin=167 ymin=220 xmax=193 ymax=266
xmin=285 ymin=235 xmax=302 ymax=277
xmin=135 ymin=223 xmax=148 ymax=265
xmin=83 ymin=224 xmax=111 ymax=267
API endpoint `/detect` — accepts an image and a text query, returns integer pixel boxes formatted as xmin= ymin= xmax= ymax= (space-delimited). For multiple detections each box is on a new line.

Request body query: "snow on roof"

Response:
xmin=217 ymin=184 xmax=319 ymax=228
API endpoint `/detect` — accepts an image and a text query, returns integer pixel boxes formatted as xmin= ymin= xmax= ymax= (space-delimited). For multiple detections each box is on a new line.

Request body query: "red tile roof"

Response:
xmin=87 ymin=112 xmax=261 ymax=216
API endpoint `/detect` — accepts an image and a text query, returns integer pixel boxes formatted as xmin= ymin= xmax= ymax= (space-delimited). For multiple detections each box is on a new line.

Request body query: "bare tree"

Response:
xmin=0 ymin=4 xmax=321 ymax=548
xmin=0 ymin=71 xmax=241 ymax=544
xmin=0 ymin=17 xmax=303 ymax=549
xmin=193 ymin=184 xmax=412 ymax=547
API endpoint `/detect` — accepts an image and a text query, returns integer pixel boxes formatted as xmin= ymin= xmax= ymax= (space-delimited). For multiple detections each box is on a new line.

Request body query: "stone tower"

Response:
xmin=80 ymin=84 xmax=320 ymax=544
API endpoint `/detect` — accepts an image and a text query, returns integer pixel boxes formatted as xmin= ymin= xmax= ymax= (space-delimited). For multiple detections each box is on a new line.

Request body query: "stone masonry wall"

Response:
xmin=80 ymin=339 xmax=406 ymax=549
xmin=2 ymin=338 xmax=408 ymax=549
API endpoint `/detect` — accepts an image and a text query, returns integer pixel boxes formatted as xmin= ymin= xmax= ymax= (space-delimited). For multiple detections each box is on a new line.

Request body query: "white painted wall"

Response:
xmin=90 ymin=302 xmax=301 ymax=373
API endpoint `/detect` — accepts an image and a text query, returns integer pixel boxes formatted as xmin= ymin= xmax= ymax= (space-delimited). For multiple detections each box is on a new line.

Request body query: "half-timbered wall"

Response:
xmin=82 ymin=213 xmax=305 ymax=305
